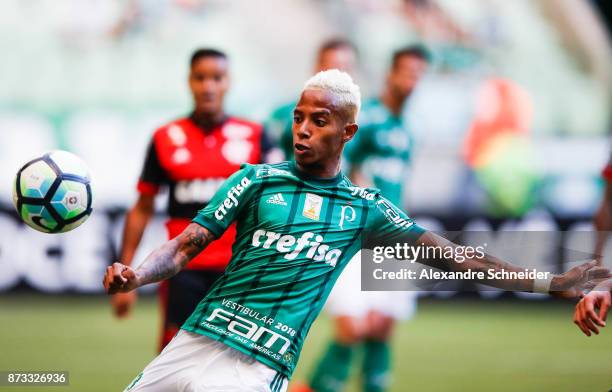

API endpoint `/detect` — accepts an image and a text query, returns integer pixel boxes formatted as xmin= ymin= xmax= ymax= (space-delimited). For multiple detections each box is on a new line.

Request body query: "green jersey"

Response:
xmin=265 ymin=101 xmax=296 ymax=160
xmin=183 ymin=161 xmax=425 ymax=377
xmin=344 ymin=98 xmax=413 ymax=205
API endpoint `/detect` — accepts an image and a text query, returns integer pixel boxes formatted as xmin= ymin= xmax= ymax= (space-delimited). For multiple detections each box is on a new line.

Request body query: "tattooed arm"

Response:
xmin=103 ymin=223 xmax=215 ymax=294
xmin=416 ymin=231 xmax=606 ymax=294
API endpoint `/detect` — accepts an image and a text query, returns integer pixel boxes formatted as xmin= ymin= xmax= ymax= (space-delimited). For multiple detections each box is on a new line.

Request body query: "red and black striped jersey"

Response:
xmin=137 ymin=114 xmax=270 ymax=270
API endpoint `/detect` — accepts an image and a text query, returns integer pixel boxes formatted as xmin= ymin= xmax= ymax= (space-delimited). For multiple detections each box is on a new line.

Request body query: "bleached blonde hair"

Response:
xmin=302 ymin=69 xmax=361 ymax=122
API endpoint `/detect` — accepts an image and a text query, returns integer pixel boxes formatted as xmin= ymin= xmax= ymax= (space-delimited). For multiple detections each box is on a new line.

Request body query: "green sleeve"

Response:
xmin=266 ymin=103 xmax=295 ymax=160
xmin=279 ymin=120 xmax=294 ymax=159
xmin=367 ymin=193 xmax=426 ymax=246
xmin=192 ymin=164 xmax=258 ymax=237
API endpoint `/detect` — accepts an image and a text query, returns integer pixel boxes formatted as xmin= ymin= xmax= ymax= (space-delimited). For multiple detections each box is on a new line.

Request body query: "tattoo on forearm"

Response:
xmin=423 ymin=233 xmax=531 ymax=291
xmin=135 ymin=240 xmax=181 ymax=285
xmin=182 ymin=225 xmax=215 ymax=259
xmin=187 ymin=228 xmax=213 ymax=252
xmin=135 ymin=225 xmax=215 ymax=286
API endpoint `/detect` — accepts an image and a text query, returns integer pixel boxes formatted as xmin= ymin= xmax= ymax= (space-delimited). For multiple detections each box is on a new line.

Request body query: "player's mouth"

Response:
xmin=294 ymin=143 xmax=311 ymax=155
xmin=198 ymin=93 xmax=217 ymax=103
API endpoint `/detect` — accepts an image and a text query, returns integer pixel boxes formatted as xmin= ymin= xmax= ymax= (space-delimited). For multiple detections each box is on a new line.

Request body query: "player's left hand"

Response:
xmin=550 ymin=260 xmax=610 ymax=298
xmin=103 ymin=262 xmax=140 ymax=294
xmin=574 ymin=289 xmax=610 ymax=336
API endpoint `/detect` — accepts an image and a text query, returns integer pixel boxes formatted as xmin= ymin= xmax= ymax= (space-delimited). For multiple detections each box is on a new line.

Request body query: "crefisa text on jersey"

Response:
xmin=214 ymin=176 xmax=252 ymax=220
xmin=251 ymin=230 xmax=343 ymax=266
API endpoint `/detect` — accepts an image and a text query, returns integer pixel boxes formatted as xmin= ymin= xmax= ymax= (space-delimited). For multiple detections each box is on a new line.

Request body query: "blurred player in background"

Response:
xmin=111 ymin=48 xmax=272 ymax=350
xmin=267 ymin=38 xmax=358 ymax=160
xmin=593 ymin=152 xmax=612 ymax=264
xmin=574 ymin=154 xmax=612 ymax=336
xmin=574 ymin=278 xmax=611 ymax=336
xmin=299 ymin=45 xmax=430 ymax=392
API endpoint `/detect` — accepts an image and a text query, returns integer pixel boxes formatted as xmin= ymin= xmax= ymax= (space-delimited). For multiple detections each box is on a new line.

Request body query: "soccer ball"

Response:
xmin=12 ymin=150 xmax=93 ymax=233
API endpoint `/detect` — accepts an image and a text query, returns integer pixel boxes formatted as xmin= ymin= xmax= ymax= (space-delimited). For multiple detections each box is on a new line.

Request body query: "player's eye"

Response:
xmin=293 ymin=115 xmax=302 ymax=123
xmin=315 ymin=119 xmax=326 ymax=127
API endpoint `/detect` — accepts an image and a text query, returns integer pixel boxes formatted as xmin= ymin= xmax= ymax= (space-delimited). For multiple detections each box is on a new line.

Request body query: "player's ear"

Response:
xmin=343 ymin=123 xmax=358 ymax=143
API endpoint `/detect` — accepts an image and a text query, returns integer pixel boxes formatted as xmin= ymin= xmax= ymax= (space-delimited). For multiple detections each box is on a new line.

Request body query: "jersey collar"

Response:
xmin=289 ymin=161 xmax=344 ymax=187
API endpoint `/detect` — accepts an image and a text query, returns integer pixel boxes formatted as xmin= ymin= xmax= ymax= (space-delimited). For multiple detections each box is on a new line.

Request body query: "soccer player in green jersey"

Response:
xmin=344 ymin=45 xmax=429 ymax=203
xmin=304 ymin=45 xmax=431 ymax=392
xmin=267 ymin=38 xmax=358 ymax=160
xmin=104 ymin=70 xmax=604 ymax=392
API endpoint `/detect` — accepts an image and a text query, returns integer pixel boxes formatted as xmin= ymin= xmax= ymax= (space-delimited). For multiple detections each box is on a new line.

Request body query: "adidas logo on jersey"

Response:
xmin=266 ymin=193 xmax=287 ymax=206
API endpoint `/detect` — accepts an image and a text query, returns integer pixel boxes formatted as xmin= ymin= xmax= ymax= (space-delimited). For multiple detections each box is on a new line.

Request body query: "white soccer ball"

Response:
xmin=12 ymin=150 xmax=94 ymax=233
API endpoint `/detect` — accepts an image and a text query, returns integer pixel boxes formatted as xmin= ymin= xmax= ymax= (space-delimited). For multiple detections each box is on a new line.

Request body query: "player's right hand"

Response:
xmin=103 ymin=262 xmax=140 ymax=294
xmin=111 ymin=291 xmax=138 ymax=318
xmin=574 ymin=289 xmax=610 ymax=336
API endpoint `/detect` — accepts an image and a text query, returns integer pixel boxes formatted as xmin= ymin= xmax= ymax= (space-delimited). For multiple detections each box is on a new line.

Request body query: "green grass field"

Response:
xmin=0 ymin=295 xmax=610 ymax=392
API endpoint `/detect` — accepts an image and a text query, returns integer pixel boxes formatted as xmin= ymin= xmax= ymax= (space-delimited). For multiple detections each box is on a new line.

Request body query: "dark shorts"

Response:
xmin=158 ymin=269 xmax=224 ymax=351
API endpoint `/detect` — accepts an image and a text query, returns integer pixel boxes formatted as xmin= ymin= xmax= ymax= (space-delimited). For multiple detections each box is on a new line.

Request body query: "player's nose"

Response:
xmin=296 ymin=120 xmax=312 ymax=139
xmin=198 ymin=78 xmax=218 ymax=91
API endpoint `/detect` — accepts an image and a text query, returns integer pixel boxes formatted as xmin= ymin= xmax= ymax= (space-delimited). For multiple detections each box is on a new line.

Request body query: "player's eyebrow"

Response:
xmin=294 ymin=104 xmax=336 ymax=121
xmin=293 ymin=106 xmax=332 ymax=115
xmin=311 ymin=109 xmax=332 ymax=117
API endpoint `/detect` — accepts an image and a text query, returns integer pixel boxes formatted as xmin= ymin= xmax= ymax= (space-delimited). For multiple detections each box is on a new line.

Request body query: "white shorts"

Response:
xmin=326 ymin=252 xmax=418 ymax=320
xmin=124 ymin=330 xmax=288 ymax=392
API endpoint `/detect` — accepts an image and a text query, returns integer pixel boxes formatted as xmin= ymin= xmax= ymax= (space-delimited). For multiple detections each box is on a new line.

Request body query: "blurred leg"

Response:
xmin=308 ymin=316 xmax=363 ymax=392
xmin=307 ymin=254 xmax=366 ymax=391
xmin=160 ymin=269 xmax=223 ymax=351
xmin=362 ymin=311 xmax=395 ymax=392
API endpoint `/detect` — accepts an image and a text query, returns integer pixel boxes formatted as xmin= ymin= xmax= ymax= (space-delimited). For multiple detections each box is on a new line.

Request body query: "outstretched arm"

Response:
xmin=416 ymin=231 xmax=608 ymax=295
xmin=103 ymin=223 xmax=215 ymax=294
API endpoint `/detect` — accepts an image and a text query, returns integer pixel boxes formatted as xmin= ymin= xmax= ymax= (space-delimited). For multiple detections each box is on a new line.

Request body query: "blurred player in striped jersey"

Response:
xmin=299 ymin=45 xmax=430 ymax=392
xmin=111 ymin=48 xmax=273 ymax=351
xmin=104 ymin=70 xmax=603 ymax=392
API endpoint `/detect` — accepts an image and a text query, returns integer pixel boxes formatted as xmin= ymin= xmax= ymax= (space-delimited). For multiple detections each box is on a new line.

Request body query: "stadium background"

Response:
xmin=0 ymin=0 xmax=611 ymax=391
